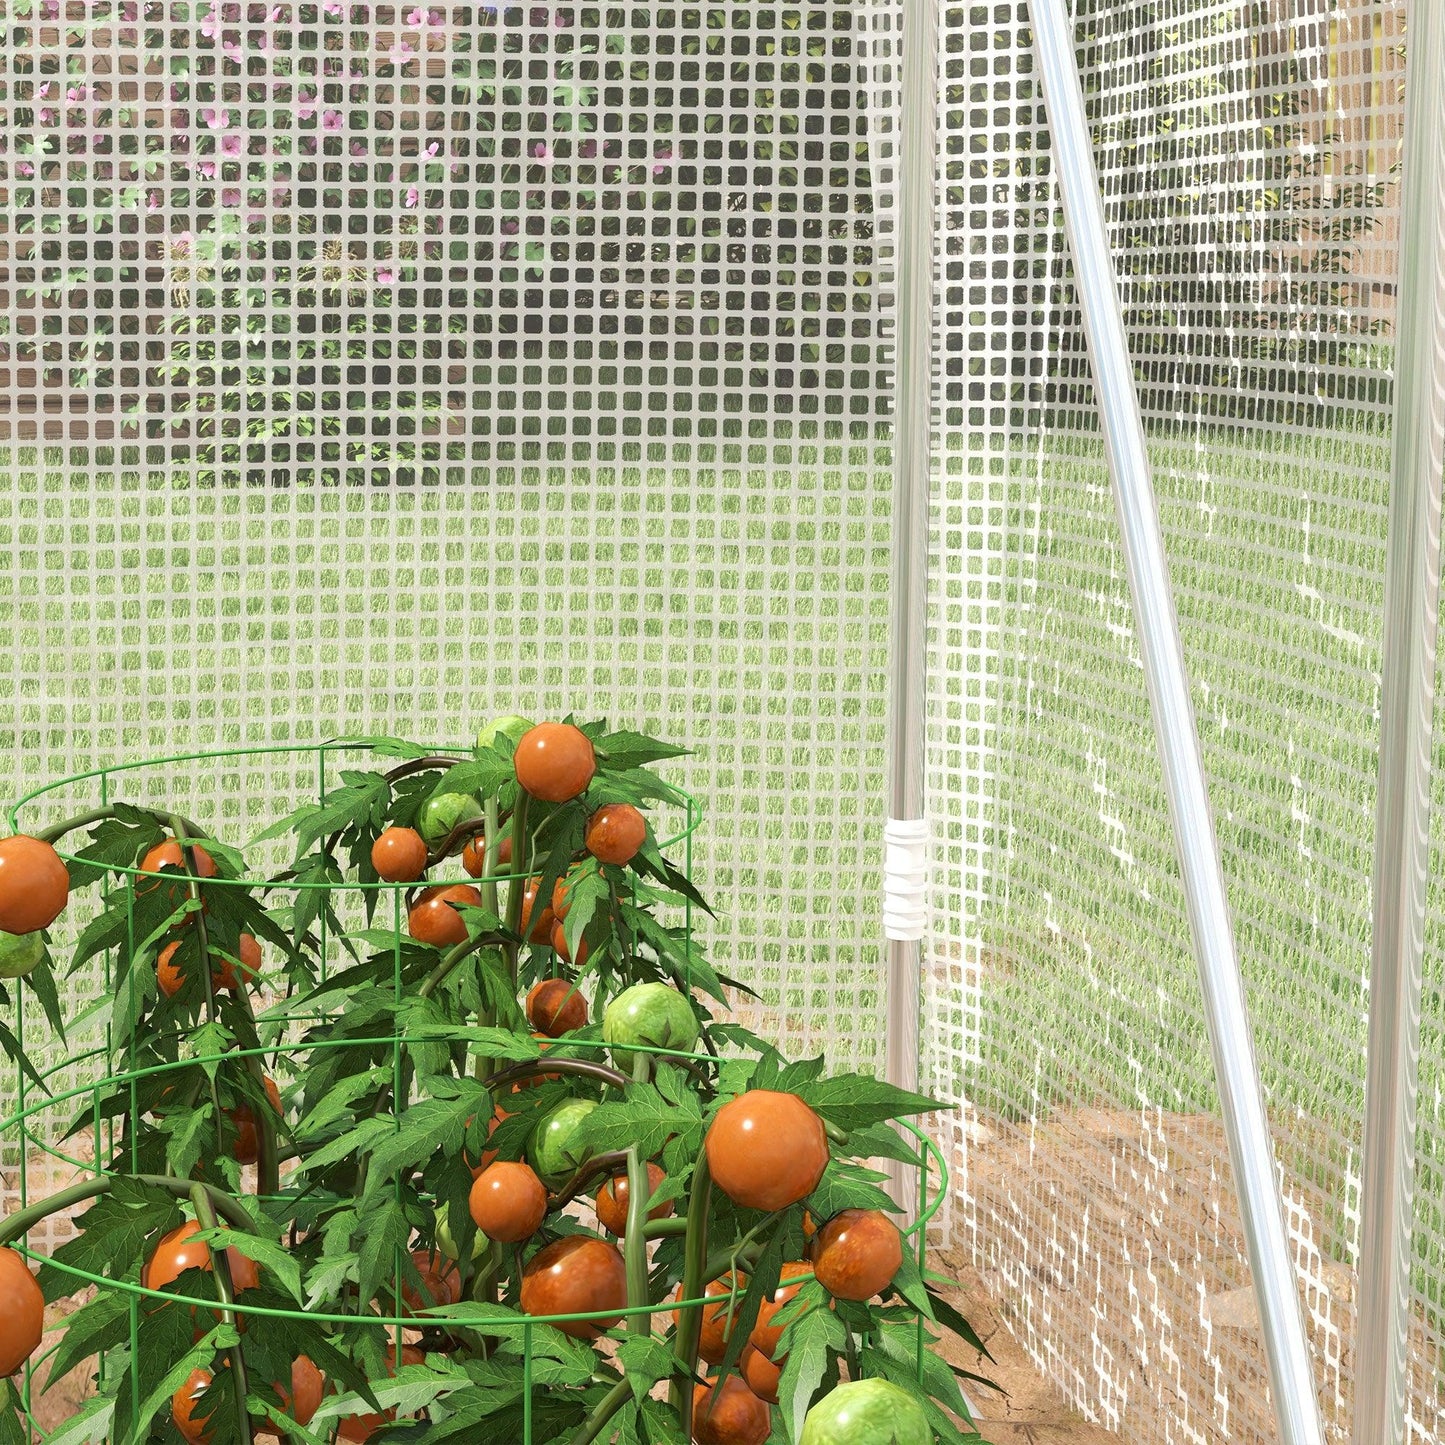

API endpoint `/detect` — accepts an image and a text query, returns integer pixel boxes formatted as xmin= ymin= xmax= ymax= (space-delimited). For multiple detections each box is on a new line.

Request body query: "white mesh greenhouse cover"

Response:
xmin=1 ymin=0 xmax=1443 ymax=1441
xmin=921 ymin=0 xmax=1442 ymax=1441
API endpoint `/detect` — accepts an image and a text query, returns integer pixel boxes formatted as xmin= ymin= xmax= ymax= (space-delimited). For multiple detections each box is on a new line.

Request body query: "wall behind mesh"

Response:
xmin=925 ymin=1 xmax=1401 ymax=1439
xmin=0 ymin=0 xmax=903 ymax=1226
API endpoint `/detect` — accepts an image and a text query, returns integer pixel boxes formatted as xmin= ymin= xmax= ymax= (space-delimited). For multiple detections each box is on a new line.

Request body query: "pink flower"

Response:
xmin=385 ymin=39 xmax=413 ymax=66
xmin=377 ymin=266 xmax=394 ymax=283
xmin=66 ymin=85 xmax=86 ymax=102
xmin=405 ymin=5 xmax=425 ymax=22
xmin=322 ymin=109 xmax=342 ymax=131
xmin=223 ymin=39 xmax=242 ymax=61
xmin=270 ymin=4 xmax=283 ymax=18
xmin=200 ymin=10 xmax=219 ymax=36
xmin=272 ymin=185 xmax=290 ymax=204
xmin=147 ymin=189 xmax=163 ymax=210
xmin=295 ymin=91 xmax=316 ymax=120
xmin=35 ymin=82 xmax=53 ymax=99
xmin=197 ymin=161 xmax=218 ymax=179
xmin=220 ymin=133 xmax=243 ymax=156
xmin=404 ymin=186 xmax=418 ymax=207
xmin=579 ymin=138 xmax=597 ymax=158
xmin=17 ymin=161 xmax=34 ymax=177
xmin=323 ymin=0 xmax=341 ymax=13
xmin=349 ymin=139 xmax=366 ymax=155
xmin=38 ymin=108 xmax=55 ymax=125
xmin=425 ymin=140 xmax=439 ymax=157
xmin=222 ymin=186 xmax=241 ymax=205
xmin=530 ymin=141 xmax=548 ymax=160
xmin=201 ymin=106 xmax=227 ymax=129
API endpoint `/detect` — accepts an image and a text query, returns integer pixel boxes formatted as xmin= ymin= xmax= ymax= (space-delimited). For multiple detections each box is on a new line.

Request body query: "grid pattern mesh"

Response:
xmin=923 ymin=0 xmax=1417 ymax=1439
xmin=0 ymin=0 xmax=902 ymax=1241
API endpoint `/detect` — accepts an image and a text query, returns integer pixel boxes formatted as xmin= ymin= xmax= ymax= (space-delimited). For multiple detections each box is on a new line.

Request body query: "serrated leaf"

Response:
xmin=294 ymin=1114 xmax=394 ymax=1177
xmin=616 ymin=1334 xmax=674 ymax=1402
xmin=845 ymin=1121 xmax=924 ymax=1168
xmin=776 ymin=1304 xmax=845 ymax=1441
xmin=30 ymin=1394 xmax=113 ymax=1445
xmin=805 ymin=1159 xmax=898 ymax=1218
xmin=794 ymin=1074 xmax=943 ymax=1132
xmin=431 ymin=756 xmax=513 ymax=802
xmin=640 ymin=1395 xmax=689 ymax=1443
xmin=39 ymin=1287 xmax=132 ymax=1392
xmin=207 ymin=1228 xmax=304 ymax=1303
xmin=924 ymin=1286 xmax=993 ymax=1361
xmin=338 ymin=735 xmax=438 ymax=759
xmin=885 ymin=1250 xmax=934 ymax=1320
xmin=560 ymin=866 xmax=609 ymax=956
xmin=45 ymin=1177 xmax=183 ymax=1284
xmin=23 ymin=953 xmax=66 ymax=1042
xmin=571 ymin=1083 xmax=698 ymax=1162
xmin=594 ymin=730 xmax=690 ymax=770
xmin=362 ymin=1094 xmax=478 ymax=1199
xmin=131 ymin=1321 xmax=228 ymax=1442
xmin=355 ymin=1199 xmax=409 ymax=1308
xmin=161 ymin=1100 xmax=215 ymax=1181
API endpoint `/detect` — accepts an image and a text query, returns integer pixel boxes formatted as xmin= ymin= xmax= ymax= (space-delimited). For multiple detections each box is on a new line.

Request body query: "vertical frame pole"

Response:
xmin=883 ymin=0 xmax=941 ymax=1204
xmin=1353 ymin=3 xmax=1445 ymax=1438
xmin=1027 ymin=3 xmax=1325 ymax=1441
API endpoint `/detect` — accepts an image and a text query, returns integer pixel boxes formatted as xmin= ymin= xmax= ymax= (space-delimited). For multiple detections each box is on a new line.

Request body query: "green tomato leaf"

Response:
xmin=570 ymin=1083 xmax=698 ymax=1162
xmin=35 ymin=1287 xmax=132 ymax=1400
xmin=206 ymin=1227 xmax=304 ymax=1303
xmin=362 ymin=1094 xmax=480 ymax=1200
xmin=804 ymin=1158 xmax=898 ymax=1218
xmin=294 ymin=1114 xmax=394 ymax=1177
xmin=29 ymin=1394 xmax=113 ymax=1445
xmin=844 ymin=1121 xmax=924 ymax=1169
xmin=776 ymin=1302 xmax=845 ymax=1441
xmin=592 ymin=730 xmax=690 ymax=770
xmin=41 ymin=1177 xmax=183 ymax=1287
xmin=160 ymin=1100 xmax=215 ymax=1181
xmin=617 ymin=1333 xmax=674 ymax=1402
xmin=354 ymin=1199 xmax=409 ymax=1309
xmin=792 ymin=1074 xmax=943 ymax=1132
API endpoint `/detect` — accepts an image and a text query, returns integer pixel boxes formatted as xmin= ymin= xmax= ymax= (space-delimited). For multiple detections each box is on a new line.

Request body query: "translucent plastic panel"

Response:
xmin=926 ymin=1 xmax=1402 ymax=1438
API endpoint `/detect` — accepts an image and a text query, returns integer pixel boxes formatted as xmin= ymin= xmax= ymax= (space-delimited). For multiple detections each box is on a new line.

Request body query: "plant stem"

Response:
xmin=0 ymin=1173 xmax=255 ymax=1248
xmin=35 ymin=806 xmax=209 ymax=846
xmin=623 ymin=1054 xmax=651 ymax=1337
xmin=669 ymin=1154 xmax=713 ymax=1418
xmin=643 ymin=1216 xmax=689 ymax=1240
xmin=502 ymin=791 xmax=532 ymax=989
xmin=190 ymin=1184 xmax=253 ymax=1445
xmin=566 ymin=1376 xmax=633 ymax=1445
xmin=417 ymin=930 xmax=508 ymax=1001
xmin=822 ymin=1118 xmax=850 ymax=1148
xmin=488 ymin=1057 xmax=628 ymax=1094
xmin=549 ymin=1151 xmax=630 ymax=1212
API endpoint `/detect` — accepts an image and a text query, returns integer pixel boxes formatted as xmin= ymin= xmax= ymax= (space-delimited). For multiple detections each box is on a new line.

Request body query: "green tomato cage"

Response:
xmin=0 ymin=743 xmax=949 ymax=1443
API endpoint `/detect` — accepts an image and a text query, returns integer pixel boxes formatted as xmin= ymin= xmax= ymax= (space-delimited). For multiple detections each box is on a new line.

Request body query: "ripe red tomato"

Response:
xmin=462 ymin=834 xmax=512 ymax=877
xmin=253 ymin=1354 xmax=325 ymax=1438
xmin=692 ymin=1375 xmax=772 ymax=1445
xmin=740 ymin=1345 xmax=781 ymax=1404
xmin=230 ymin=1076 xmax=283 ymax=1166
xmin=0 ymin=1247 xmax=44 ymax=1376
xmin=811 ymin=1209 xmax=903 ymax=1301
xmin=156 ymin=933 xmax=261 ymax=999
xmin=518 ymin=877 xmax=555 ymax=944
xmin=594 ymin=1161 xmax=670 ymax=1237
xmin=138 ymin=839 xmax=217 ymax=922
xmin=468 ymin=1161 xmax=548 ymax=1242
xmin=371 ymin=826 xmax=428 ymax=883
xmin=672 ymin=1274 xmax=747 ymax=1366
xmin=585 ymin=804 xmax=647 ymax=865
xmin=401 ymin=1249 xmax=460 ymax=1314
xmin=748 ymin=1262 xmax=813 ymax=1361
xmin=171 ymin=1367 xmax=215 ymax=1444
xmin=143 ymin=1221 xmax=261 ymax=1297
xmin=705 ymin=1091 xmax=829 ymax=1211
xmin=513 ymin=723 xmax=596 ymax=803
xmin=0 ymin=835 xmax=69 ymax=935
xmin=526 ymin=977 xmax=588 ymax=1036
xmin=520 ymin=1236 xmax=626 ymax=1340
xmin=549 ymin=918 xmax=591 ymax=967
xmin=335 ymin=1344 xmax=425 ymax=1442
xmin=407 ymin=883 xmax=482 ymax=948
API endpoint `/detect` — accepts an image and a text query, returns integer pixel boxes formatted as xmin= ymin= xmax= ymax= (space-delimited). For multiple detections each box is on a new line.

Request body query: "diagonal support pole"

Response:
xmin=1028 ymin=3 xmax=1325 ymax=1441
xmin=1353 ymin=3 xmax=1445 ymax=1439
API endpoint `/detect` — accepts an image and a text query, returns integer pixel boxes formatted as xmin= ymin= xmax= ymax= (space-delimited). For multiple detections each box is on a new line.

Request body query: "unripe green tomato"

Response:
xmin=602 ymin=983 xmax=700 ymax=1067
xmin=0 ymin=930 xmax=44 ymax=980
xmin=475 ymin=715 xmax=534 ymax=756
xmin=435 ymin=1202 xmax=487 ymax=1262
xmin=799 ymin=1380 xmax=931 ymax=1445
xmin=416 ymin=791 xmax=485 ymax=850
xmin=527 ymin=1098 xmax=599 ymax=1188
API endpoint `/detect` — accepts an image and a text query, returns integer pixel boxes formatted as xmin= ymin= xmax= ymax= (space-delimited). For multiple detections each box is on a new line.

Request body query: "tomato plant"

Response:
xmin=0 ymin=719 xmax=990 ymax=1442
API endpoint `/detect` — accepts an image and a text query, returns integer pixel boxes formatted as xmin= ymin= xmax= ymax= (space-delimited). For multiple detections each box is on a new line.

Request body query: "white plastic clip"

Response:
xmin=882 ymin=817 xmax=929 ymax=941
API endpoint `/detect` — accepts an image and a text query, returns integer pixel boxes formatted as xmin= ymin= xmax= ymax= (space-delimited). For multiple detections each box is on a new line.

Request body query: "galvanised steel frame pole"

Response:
xmin=882 ymin=0 xmax=940 ymax=1207
xmin=1028 ymin=3 xmax=1325 ymax=1441
xmin=1353 ymin=3 xmax=1445 ymax=1438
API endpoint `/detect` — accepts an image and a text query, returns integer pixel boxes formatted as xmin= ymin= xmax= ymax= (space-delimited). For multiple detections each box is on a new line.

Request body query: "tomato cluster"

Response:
xmin=0 ymin=717 xmax=983 ymax=1444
